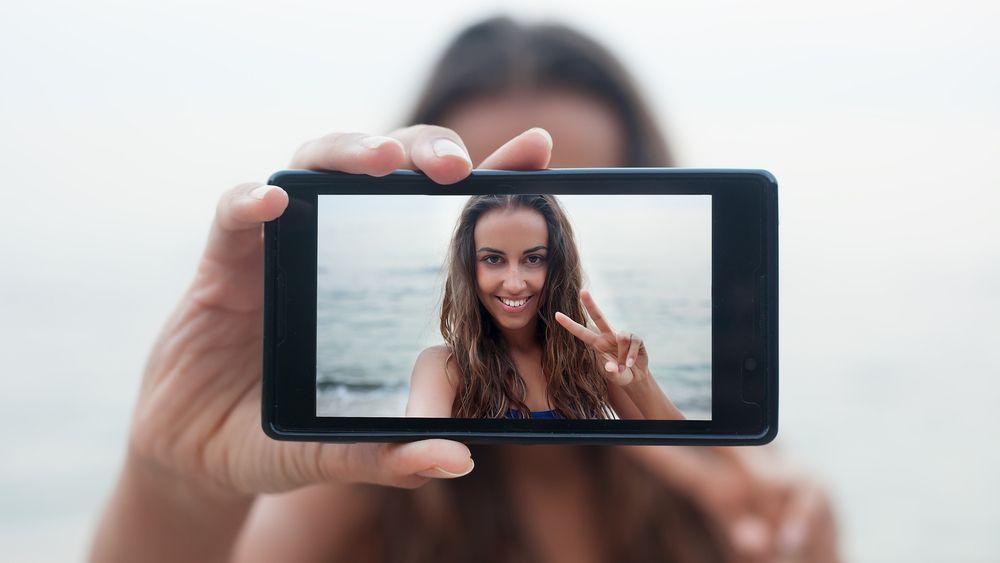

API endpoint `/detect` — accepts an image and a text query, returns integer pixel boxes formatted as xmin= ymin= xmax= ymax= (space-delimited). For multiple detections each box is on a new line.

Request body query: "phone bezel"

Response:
xmin=263 ymin=168 xmax=778 ymax=445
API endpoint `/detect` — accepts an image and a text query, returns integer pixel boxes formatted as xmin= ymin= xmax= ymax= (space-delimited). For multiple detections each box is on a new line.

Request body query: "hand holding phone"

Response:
xmin=264 ymin=167 xmax=778 ymax=444
xmin=122 ymin=126 xmax=553 ymax=499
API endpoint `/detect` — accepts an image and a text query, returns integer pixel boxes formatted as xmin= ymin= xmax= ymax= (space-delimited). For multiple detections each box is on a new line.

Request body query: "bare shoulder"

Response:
xmin=406 ymin=344 xmax=461 ymax=417
xmin=232 ymin=482 xmax=377 ymax=563
xmin=416 ymin=343 xmax=453 ymax=362
xmin=414 ymin=344 xmax=460 ymax=385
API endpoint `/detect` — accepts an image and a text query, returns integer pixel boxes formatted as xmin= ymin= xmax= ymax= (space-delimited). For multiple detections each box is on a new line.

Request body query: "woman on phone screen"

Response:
xmin=405 ymin=193 xmax=685 ymax=421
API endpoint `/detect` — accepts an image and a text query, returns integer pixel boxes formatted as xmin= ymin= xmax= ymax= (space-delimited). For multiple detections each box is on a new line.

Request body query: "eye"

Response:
xmin=526 ymin=255 xmax=546 ymax=265
xmin=482 ymin=255 xmax=503 ymax=265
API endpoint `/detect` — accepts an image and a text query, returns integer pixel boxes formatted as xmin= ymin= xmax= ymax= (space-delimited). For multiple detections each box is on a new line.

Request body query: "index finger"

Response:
xmin=581 ymin=289 xmax=613 ymax=334
xmin=554 ymin=311 xmax=600 ymax=347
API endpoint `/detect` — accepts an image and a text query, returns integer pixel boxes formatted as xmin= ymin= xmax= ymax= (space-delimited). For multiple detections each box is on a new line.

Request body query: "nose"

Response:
xmin=503 ymin=265 xmax=527 ymax=294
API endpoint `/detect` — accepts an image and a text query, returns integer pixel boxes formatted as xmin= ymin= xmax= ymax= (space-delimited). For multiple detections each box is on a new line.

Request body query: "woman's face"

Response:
xmin=474 ymin=207 xmax=549 ymax=332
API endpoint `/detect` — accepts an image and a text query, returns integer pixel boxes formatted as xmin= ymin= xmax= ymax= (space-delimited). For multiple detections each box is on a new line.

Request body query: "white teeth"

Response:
xmin=499 ymin=297 xmax=528 ymax=307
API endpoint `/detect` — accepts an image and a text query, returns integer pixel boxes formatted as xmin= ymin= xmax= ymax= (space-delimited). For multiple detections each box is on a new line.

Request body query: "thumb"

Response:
xmin=318 ymin=440 xmax=475 ymax=489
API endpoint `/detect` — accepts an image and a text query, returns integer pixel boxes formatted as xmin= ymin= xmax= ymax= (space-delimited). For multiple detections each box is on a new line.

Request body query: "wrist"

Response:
xmin=624 ymin=366 xmax=652 ymax=389
xmin=620 ymin=368 xmax=686 ymax=421
xmin=622 ymin=367 xmax=659 ymax=409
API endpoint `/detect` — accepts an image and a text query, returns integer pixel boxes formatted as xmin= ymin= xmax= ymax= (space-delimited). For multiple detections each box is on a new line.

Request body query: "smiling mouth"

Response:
xmin=495 ymin=295 xmax=533 ymax=312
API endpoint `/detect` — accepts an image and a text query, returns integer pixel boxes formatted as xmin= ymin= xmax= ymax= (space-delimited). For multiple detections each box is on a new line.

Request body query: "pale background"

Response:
xmin=1 ymin=1 xmax=998 ymax=561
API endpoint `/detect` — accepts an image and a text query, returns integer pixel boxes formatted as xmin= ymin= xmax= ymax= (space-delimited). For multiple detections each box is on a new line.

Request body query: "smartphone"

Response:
xmin=262 ymin=168 xmax=777 ymax=444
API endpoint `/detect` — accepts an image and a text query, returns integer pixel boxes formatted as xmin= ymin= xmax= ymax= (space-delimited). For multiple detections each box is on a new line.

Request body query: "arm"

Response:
xmin=606 ymin=365 xmax=684 ymax=420
xmin=90 ymin=454 xmax=252 ymax=563
xmin=405 ymin=345 xmax=460 ymax=417
xmin=619 ymin=367 xmax=685 ymax=420
xmin=607 ymin=382 xmax=642 ymax=419
xmin=624 ymin=445 xmax=841 ymax=562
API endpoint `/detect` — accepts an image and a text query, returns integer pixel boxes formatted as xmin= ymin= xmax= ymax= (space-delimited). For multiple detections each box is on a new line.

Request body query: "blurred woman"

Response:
xmin=90 ymin=16 xmax=839 ymax=563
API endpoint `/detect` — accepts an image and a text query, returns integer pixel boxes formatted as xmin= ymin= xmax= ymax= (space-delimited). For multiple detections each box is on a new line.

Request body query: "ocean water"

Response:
xmin=316 ymin=194 xmax=713 ymax=419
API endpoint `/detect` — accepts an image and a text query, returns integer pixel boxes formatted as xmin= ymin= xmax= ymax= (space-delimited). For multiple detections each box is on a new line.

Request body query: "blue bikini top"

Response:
xmin=504 ymin=409 xmax=561 ymax=419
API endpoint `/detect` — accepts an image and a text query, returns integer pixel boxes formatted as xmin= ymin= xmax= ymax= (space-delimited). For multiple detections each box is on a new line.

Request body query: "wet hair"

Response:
xmin=441 ymin=194 xmax=613 ymax=419
xmin=406 ymin=16 xmax=674 ymax=166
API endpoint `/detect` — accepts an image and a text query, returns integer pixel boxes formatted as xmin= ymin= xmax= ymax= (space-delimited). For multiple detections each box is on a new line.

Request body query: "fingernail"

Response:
xmin=778 ymin=520 xmax=806 ymax=554
xmin=432 ymin=138 xmax=471 ymax=164
xmin=619 ymin=364 xmax=626 ymax=374
xmin=528 ymin=127 xmax=553 ymax=145
xmin=250 ymin=185 xmax=278 ymax=200
xmin=626 ymin=359 xmax=634 ymax=368
xmin=417 ymin=460 xmax=474 ymax=479
xmin=360 ymin=135 xmax=396 ymax=150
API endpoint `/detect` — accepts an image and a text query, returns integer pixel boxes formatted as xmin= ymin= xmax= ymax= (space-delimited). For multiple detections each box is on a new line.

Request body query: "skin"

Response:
xmin=89 ymin=91 xmax=840 ymax=563
xmin=475 ymin=207 xmax=548 ymax=348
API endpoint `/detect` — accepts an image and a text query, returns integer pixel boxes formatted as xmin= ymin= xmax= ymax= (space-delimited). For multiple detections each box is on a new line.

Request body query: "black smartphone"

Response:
xmin=263 ymin=168 xmax=777 ymax=445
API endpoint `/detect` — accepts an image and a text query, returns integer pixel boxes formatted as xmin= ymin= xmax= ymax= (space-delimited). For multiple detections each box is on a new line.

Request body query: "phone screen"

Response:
xmin=315 ymin=194 xmax=712 ymax=420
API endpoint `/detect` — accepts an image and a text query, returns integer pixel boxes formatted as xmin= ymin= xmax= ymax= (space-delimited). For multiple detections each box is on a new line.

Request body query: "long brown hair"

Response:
xmin=441 ymin=194 xmax=613 ymax=419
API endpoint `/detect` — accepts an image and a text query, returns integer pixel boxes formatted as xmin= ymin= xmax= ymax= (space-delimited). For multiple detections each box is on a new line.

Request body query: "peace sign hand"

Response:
xmin=554 ymin=289 xmax=648 ymax=387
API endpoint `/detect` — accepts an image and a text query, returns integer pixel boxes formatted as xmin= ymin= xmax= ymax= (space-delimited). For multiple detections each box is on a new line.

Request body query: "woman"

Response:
xmin=90 ymin=16 xmax=840 ymax=563
xmin=405 ymin=193 xmax=684 ymax=420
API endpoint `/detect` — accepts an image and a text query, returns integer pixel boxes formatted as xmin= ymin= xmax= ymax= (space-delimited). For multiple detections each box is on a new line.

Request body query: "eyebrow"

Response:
xmin=477 ymin=245 xmax=548 ymax=255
